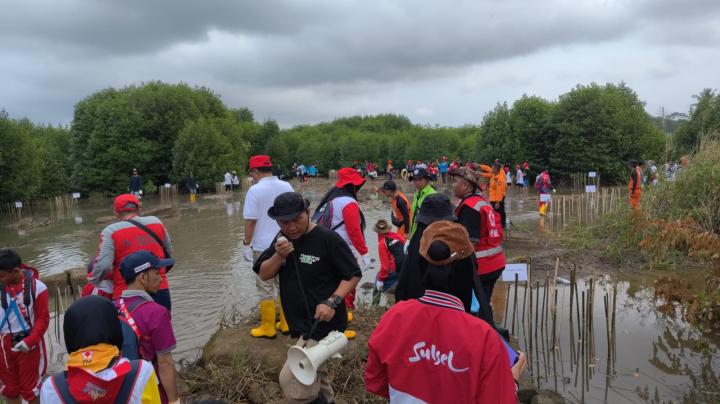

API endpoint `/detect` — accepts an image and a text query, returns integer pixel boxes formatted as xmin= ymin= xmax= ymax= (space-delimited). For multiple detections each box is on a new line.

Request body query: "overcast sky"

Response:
xmin=1 ymin=0 xmax=718 ymax=128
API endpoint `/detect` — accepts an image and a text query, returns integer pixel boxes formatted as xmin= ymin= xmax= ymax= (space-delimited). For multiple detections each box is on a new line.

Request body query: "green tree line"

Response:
xmin=0 ymin=81 xmax=692 ymax=203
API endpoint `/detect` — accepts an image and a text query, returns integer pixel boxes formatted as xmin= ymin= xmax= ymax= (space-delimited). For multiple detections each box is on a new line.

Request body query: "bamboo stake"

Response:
xmin=512 ymin=273 xmax=519 ymax=335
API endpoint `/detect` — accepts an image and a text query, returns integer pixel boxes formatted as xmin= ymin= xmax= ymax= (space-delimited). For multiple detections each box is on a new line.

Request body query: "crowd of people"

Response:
xmin=1 ymin=152 xmax=656 ymax=404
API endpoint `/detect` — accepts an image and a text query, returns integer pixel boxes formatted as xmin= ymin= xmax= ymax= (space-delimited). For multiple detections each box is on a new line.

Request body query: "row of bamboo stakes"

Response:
xmin=547 ymin=187 xmax=626 ymax=231
xmin=569 ymin=172 xmax=601 ymax=189
xmin=0 ymin=194 xmax=79 ymax=220
xmin=501 ymin=258 xmax=619 ymax=403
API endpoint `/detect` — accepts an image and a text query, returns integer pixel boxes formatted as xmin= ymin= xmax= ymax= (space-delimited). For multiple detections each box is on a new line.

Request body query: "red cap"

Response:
xmin=114 ymin=194 xmax=141 ymax=213
xmin=249 ymin=155 xmax=272 ymax=170
xmin=335 ymin=167 xmax=365 ymax=188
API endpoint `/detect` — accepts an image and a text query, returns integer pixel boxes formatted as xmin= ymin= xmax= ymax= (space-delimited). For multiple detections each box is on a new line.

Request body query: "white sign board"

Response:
xmin=502 ymin=263 xmax=528 ymax=281
xmin=74 ymin=216 xmax=83 ymax=224
xmin=14 ymin=201 xmax=22 ymax=208
xmin=539 ymin=193 xmax=552 ymax=203
xmin=164 ymin=183 xmax=172 ymax=188
xmin=585 ymin=185 xmax=597 ymax=193
xmin=72 ymin=192 xmax=81 ymax=199
xmin=588 ymin=171 xmax=597 ymax=178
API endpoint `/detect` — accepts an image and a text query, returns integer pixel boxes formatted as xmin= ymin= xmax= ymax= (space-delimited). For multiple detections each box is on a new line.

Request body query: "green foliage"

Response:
xmin=70 ymin=82 xmax=231 ymax=194
xmin=643 ymin=137 xmax=720 ymax=234
xmin=674 ymin=89 xmax=720 ymax=157
xmin=0 ymin=111 xmax=43 ymax=202
xmin=172 ymin=117 xmax=248 ymax=189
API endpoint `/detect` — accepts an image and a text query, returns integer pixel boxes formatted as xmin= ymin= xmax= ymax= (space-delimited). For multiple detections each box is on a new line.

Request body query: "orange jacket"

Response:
xmin=628 ymin=167 xmax=642 ymax=196
xmin=489 ymin=170 xmax=506 ymax=202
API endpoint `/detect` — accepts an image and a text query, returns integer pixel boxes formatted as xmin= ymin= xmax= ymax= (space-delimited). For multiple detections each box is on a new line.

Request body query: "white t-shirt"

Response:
xmin=224 ymin=172 xmax=232 ymax=185
xmin=516 ymin=169 xmax=524 ymax=184
xmin=243 ymin=176 xmax=294 ymax=251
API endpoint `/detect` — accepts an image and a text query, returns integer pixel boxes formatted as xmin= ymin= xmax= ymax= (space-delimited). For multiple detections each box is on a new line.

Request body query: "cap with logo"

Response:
xmin=119 ymin=250 xmax=174 ymax=283
xmin=409 ymin=167 xmax=430 ymax=180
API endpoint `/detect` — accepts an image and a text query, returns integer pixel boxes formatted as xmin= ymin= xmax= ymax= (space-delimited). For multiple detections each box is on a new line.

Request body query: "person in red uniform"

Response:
xmin=628 ymin=160 xmax=642 ymax=209
xmin=89 ymin=194 xmax=174 ymax=311
xmin=313 ymin=168 xmax=369 ymax=338
xmin=372 ymin=220 xmax=405 ymax=305
xmin=449 ymin=166 xmax=506 ymax=307
xmin=0 ymin=248 xmax=49 ymax=404
xmin=365 ymin=222 xmax=526 ymax=403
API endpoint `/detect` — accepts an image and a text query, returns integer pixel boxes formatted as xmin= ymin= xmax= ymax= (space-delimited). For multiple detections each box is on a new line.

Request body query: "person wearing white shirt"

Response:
xmin=224 ymin=171 xmax=233 ymax=191
xmin=242 ymin=155 xmax=294 ymax=338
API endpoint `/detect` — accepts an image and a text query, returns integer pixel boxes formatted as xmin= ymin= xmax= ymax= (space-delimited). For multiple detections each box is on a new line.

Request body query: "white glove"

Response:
xmin=11 ymin=341 xmax=30 ymax=353
xmin=376 ymin=279 xmax=385 ymax=292
xmin=362 ymin=255 xmax=372 ymax=271
xmin=242 ymin=245 xmax=254 ymax=262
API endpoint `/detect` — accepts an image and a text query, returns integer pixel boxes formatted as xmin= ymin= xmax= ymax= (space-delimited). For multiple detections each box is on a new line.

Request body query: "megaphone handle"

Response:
xmin=303 ymin=319 xmax=320 ymax=345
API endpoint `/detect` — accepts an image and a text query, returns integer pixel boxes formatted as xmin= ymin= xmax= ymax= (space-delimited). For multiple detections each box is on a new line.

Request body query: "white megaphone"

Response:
xmin=287 ymin=331 xmax=348 ymax=385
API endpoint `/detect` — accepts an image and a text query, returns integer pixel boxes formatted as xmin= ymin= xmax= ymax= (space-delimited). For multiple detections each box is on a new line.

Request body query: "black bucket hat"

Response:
xmin=267 ymin=192 xmax=310 ymax=221
xmin=416 ymin=193 xmax=456 ymax=225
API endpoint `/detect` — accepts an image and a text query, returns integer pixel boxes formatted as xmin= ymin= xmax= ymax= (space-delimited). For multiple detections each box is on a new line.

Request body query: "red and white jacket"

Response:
xmin=365 ymin=290 xmax=517 ymax=403
xmin=330 ymin=196 xmax=368 ymax=256
xmin=377 ymin=232 xmax=406 ymax=281
xmin=455 ymin=195 xmax=506 ymax=275
xmin=91 ymin=215 xmax=173 ymax=299
xmin=0 ymin=272 xmax=49 ymax=350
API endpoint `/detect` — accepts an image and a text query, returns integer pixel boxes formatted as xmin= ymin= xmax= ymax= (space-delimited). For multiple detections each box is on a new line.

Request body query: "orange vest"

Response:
xmin=628 ymin=167 xmax=642 ymax=196
xmin=391 ymin=191 xmax=412 ymax=237
xmin=489 ymin=171 xmax=506 ymax=202
xmin=455 ymin=195 xmax=506 ymax=275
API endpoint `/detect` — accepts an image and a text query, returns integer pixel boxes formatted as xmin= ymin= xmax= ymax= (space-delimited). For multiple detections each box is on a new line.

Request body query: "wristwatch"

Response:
xmin=321 ymin=295 xmax=343 ymax=309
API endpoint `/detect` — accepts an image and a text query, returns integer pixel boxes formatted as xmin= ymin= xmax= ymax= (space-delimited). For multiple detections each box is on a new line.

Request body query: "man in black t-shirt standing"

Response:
xmin=253 ymin=192 xmax=361 ymax=403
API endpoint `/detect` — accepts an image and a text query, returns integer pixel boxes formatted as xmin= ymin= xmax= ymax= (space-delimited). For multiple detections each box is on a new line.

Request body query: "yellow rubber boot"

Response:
xmin=539 ymin=203 xmax=548 ymax=216
xmin=250 ymin=300 xmax=277 ymax=339
xmin=347 ymin=310 xmax=354 ymax=323
xmin=344 ymin=330 xmax=357 ymax=339
xmin=276 ymin=298 xmax=290 ymax=335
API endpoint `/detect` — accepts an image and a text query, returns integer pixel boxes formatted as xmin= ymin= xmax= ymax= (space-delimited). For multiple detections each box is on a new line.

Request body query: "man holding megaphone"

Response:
xmin=253 ymin=192 xmax=362 ymax=404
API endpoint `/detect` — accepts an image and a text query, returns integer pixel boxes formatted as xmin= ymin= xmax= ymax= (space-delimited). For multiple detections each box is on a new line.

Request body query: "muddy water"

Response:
xmin=2 ymin=180 xmax=718 ymax=403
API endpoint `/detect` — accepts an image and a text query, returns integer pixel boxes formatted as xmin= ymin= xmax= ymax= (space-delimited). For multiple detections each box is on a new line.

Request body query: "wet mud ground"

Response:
xmin=1 ymin=178 xmax=717 ymax=403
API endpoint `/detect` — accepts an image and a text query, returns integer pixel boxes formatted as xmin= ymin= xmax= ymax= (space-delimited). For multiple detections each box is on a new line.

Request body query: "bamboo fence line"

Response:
xmin=506 ymin=261 xmax=619 ymax=400
xmin=159 ymin=183 xmax=180 ymax=202
xmin=547 ymin=187 xmax=626 ymax=231
xmin=570 ymin=172 xmax=601 ymax=189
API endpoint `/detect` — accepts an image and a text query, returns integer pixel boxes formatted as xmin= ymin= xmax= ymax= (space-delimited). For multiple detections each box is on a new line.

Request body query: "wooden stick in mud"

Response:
xmin=604 ymin=293 xmax=612 ymax=374
xmin=512 ymin=273 xmax=519 ymax=335
xmin=503 ymin=283 xmax=511 ymax=329
xmin=551 ymin=289 xmax=558 ymax=349
xmin=534 ymin=280 xmax=540 ymax=342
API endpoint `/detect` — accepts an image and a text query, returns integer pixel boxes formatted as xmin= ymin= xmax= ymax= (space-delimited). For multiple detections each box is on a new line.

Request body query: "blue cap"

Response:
xmin=120 ymin=251 xmax=174 ymax=283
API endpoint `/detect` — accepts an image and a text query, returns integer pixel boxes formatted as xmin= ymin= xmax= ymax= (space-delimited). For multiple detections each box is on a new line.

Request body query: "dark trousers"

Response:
xmin=150 ymin=288 xmax=172 ymax=311
xmin=474 ymin=268 xmax=504 ymax=327
xmin=441 ymin=172 xmax=447 ymax=184
xmin=493 ymin=198 xmax=507 ymax=229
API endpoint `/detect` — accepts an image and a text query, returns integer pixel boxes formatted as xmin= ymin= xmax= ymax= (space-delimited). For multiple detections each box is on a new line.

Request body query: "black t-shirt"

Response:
xmin=253 ymin=225 xmax=361 ymax=340
xmin=457 ymin=202 xmax=482 ymax=241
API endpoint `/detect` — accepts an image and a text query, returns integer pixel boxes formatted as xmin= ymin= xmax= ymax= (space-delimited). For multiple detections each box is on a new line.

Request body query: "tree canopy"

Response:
xmin=0 ymin=81 xmax=686 ymax=202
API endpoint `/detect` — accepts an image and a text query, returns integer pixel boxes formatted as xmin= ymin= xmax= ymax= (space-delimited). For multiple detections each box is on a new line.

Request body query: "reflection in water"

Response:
xmin=499 ymin=276 xmax=719 ymax=403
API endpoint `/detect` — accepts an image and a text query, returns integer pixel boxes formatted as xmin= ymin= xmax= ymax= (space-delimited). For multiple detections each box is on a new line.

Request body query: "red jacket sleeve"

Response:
xmin=377 ymin=238 xmax=392 ymax=281
xmin=25 ymin=288 xmax=49 ymax=348
xmin=475 ymin=330 xmax=517 ymax=403
xmin=342 ymin=202 xmax=368 ymax=255
xmin=365 ymin=324 xmax=390 ymax=398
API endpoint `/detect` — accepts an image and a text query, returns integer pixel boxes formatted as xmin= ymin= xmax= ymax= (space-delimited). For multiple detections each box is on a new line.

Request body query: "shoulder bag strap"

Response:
xmin=52 ymin=372 xmax=76 ymax=404
xmin=115 ymin=360 xmax=142 ymax=404
xmin=125 ymin=219 xmax=173 ymax=272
